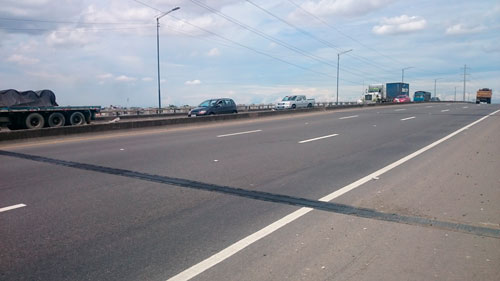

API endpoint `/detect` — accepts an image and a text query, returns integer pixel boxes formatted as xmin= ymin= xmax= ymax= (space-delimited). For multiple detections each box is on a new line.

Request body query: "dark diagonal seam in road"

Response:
xmin=1 ymin=149 xmax=499 ymax=239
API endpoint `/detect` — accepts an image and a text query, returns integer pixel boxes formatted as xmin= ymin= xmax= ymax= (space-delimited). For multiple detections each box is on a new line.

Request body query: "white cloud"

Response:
xmin=115 ymin=75 xmax=136 ymax=82
xmin=46 ymin=27 xmax=94 ymax=47
xmin=290 ymin=0 xmax=395 ymax=19
xmin=445 ymin=24 xmax=485 ymax=35
xmin=142 ymin=77 xmax=153 ymax=82
xmin=373 ymin=15 xmax=426 ymax=35
xmin=7 ymin=54 xmax=39 ymax=65
xmin=207 ymin=47 xmax=220 ymax=57
xmin=98 ymin=73 xmax=113 ymax=79
xmin=185 ymin=79 xmax=201 ymax=85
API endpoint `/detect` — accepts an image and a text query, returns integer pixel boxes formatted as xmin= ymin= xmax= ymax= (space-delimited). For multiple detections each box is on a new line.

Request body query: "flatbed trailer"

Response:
xmin=0 ymin=105 xmax=101 ymax=130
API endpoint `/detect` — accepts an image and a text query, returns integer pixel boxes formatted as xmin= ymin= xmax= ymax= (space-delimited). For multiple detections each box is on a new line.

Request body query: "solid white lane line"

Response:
xmin=441 ymin=109 xmax=450 ymax=112
xmin=463 ymin=106 xmax=469 ymax=109
xmin=339 ymin=115 xmax=358 ymax=120
xmin=166 ymin=109 xmax=500 ymax=281
xmin=0 ymin=204 xmax=26 ymax=213
xmin=394 ymin=109 xmax=406 ymax=111
xmin=401 ymin=116 xmax=416 ymax=121
xmin=298 ymin=134 xmax=338 ymax=144
xmin=217 ymin=130 xmax=262 ymax=138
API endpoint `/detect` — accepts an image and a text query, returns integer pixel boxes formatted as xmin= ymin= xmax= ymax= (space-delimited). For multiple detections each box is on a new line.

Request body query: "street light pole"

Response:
xmin=336 ymin=49 xmax=352 ymax=105
xmin=401 ymin=67 xmax=413 ymax=83
xmin=434 ymin=78 xmax=441 ymax=99
xmin=156 ymin=7 xmax=180 ymax=114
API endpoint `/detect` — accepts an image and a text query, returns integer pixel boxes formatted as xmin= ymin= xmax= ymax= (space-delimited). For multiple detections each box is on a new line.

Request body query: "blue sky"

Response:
xmin=1 ymin=0 xmax=499 ymax=107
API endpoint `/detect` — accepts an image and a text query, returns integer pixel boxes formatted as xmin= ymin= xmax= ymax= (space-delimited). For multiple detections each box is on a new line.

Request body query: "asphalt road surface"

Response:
xmin=1 ymin=103 xmax=499 ymax=281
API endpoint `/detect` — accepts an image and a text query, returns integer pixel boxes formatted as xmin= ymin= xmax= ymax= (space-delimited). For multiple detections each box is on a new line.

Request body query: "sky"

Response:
xmin=1 ymin=0 xmax=499 ymax=107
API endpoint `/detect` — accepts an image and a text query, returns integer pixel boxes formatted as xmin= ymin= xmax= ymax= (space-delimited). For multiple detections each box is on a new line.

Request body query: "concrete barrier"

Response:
xmin=0 ymin=102 xmax=421 ymax=142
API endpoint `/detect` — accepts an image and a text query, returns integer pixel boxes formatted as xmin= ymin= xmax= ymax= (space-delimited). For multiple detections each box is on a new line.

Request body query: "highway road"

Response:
xmin=1 ymin=103 xmax=499 ymax=281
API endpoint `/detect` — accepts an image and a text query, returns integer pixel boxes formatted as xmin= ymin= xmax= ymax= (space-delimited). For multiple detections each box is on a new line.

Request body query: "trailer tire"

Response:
xmin=48 ymin=112 xmax=66 ymax=127
xmin=69 ymin=112 xmax=86 ymax=126
xmin=25 ymin=113 xmax=45 ymax=129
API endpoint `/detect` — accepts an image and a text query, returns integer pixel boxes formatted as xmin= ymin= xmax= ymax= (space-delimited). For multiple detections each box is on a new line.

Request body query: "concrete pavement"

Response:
xmin=1 ymin=103 xmax=499 ymax=281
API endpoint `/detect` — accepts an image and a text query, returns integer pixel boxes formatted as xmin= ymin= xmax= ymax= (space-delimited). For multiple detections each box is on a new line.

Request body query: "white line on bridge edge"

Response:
xmin=298 ymin=134 xmax=338 ymax=144
xmin=441 ymin=109 xmax=450 ymax=112
xmin=217 ymin=130 xmax=262 ymax=138
xmin=166 ymin=109 xmax=500 ymax=281
xmin=394 ymin=108 xmax=406 ymax=111
xmin=0 ymin=204 xmax=26 ymax=213
xmin=401 ymin=116 xmax=416 ymax=121
xmin=339 ymin=115 xmax=358 ymax=120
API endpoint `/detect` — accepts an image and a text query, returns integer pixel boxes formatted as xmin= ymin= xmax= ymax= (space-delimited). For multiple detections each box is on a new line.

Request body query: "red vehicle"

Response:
xmin=393 ymin=95 xmax=411 ymax=103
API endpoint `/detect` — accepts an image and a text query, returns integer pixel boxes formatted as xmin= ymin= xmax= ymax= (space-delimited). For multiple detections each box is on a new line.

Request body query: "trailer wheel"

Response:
xmin=25 ymin=113 xmax=45 ymax=129
xmin=69 ymin=112 xmax=86 ymax=126
xmin=48 ymin=112 xmax=66 ymax=127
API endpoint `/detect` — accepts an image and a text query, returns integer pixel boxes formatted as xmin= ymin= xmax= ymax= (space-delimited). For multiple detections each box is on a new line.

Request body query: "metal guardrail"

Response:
xmin=98 ymin=102 xmax=360 ymax=117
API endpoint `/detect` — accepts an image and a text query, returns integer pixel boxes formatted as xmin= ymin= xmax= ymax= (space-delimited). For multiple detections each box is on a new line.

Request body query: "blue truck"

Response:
xmin=414 ymin=91 xmax=431 ymax=102
xmin=363 ymin=83 xmax=409 ymax=103
xmin=386 ymin=83 xmax=409 ymax=102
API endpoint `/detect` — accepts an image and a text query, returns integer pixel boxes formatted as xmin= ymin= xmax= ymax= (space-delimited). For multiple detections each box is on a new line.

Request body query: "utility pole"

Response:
xmin=462 ymin=64 xmax=469 ymax=102
xmin=336 ymin=49 xmax=353 ymax=105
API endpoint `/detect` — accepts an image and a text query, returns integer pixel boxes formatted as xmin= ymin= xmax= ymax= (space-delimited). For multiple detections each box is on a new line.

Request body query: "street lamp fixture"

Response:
xmin=401 ymin=67 xmax=413 ymax=83
xmin=156 ymin=6 xmax=180 ymax=114
xmin=336 ymin=49 xmax=352 ymax=105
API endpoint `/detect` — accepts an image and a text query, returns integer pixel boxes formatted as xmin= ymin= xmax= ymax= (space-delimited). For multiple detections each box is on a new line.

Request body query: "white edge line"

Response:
xmin=166 ymin=109 xmax=500 ymax=281
xmin=0 ymin=204 xmax=26 ymax=213
xmin=298 ymin=134 xmax=338 ymax=144
xmin=400 ymin=116 xmax=416 ymax=121
xmin=339 ymin=115 xmax=358 ymax=120
xmin=217 ymin=130 xmax=262 ymax=138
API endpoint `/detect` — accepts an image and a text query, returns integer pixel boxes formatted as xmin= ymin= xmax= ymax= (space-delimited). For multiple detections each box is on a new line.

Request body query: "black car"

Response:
xmin=188 ymin=98 xmax=238 ymax=117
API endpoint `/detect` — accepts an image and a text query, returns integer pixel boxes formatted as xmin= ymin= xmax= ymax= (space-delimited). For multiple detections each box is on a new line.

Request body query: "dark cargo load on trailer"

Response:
xmin=0 ymin=89 xmax=100 ymax=130
xmin=0 ymin=89 xmax=58 ymax=107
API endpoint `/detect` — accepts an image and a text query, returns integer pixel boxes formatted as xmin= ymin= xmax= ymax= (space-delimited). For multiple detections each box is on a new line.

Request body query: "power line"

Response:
xmin=245 ymin=0 xmax=397 ymax=74
xmin=188 ymin=0 xmax=391 ymax=83
xmin=0 ymin=17 xmax=149 ymax=25
xmin=285 ymin=0 xmax=403 ymax=66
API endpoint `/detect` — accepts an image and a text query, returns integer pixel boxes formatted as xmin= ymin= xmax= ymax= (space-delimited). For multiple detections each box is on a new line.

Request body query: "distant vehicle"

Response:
xmin=188 ymin=98 xmax=237 ymax=117
xmin=363 ymin=84 xmax=385 ymax=103
xmin=393 ymin=95 xmax=411 ymax=103
xmin=476 ymin=88 xmax=492 ymax=104
xmin=0 ymin=89 xmax=100 ymax=130
xmin=275 ymin=95 xmax=315 ymax=109
xmin=362 ymin=83 xmax=409 ymax=103
xmin=387 ymin=83 xmax=410 ymax=102
xmin=414 ymin=91 xmax=431 ymax=102
xmin=430 ymin=97 xmax=441 ymax=102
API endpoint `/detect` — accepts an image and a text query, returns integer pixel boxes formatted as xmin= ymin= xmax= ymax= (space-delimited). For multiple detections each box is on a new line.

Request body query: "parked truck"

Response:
xmin=275 ymin=95 xmax=315 ymax=109
xmin=476 ymin=88 xmax=492 ymax=104
xmin=0 ymin=89 xmax=101 ymax=130
xmin=363 ymin=83 xmax=409 ymax=103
